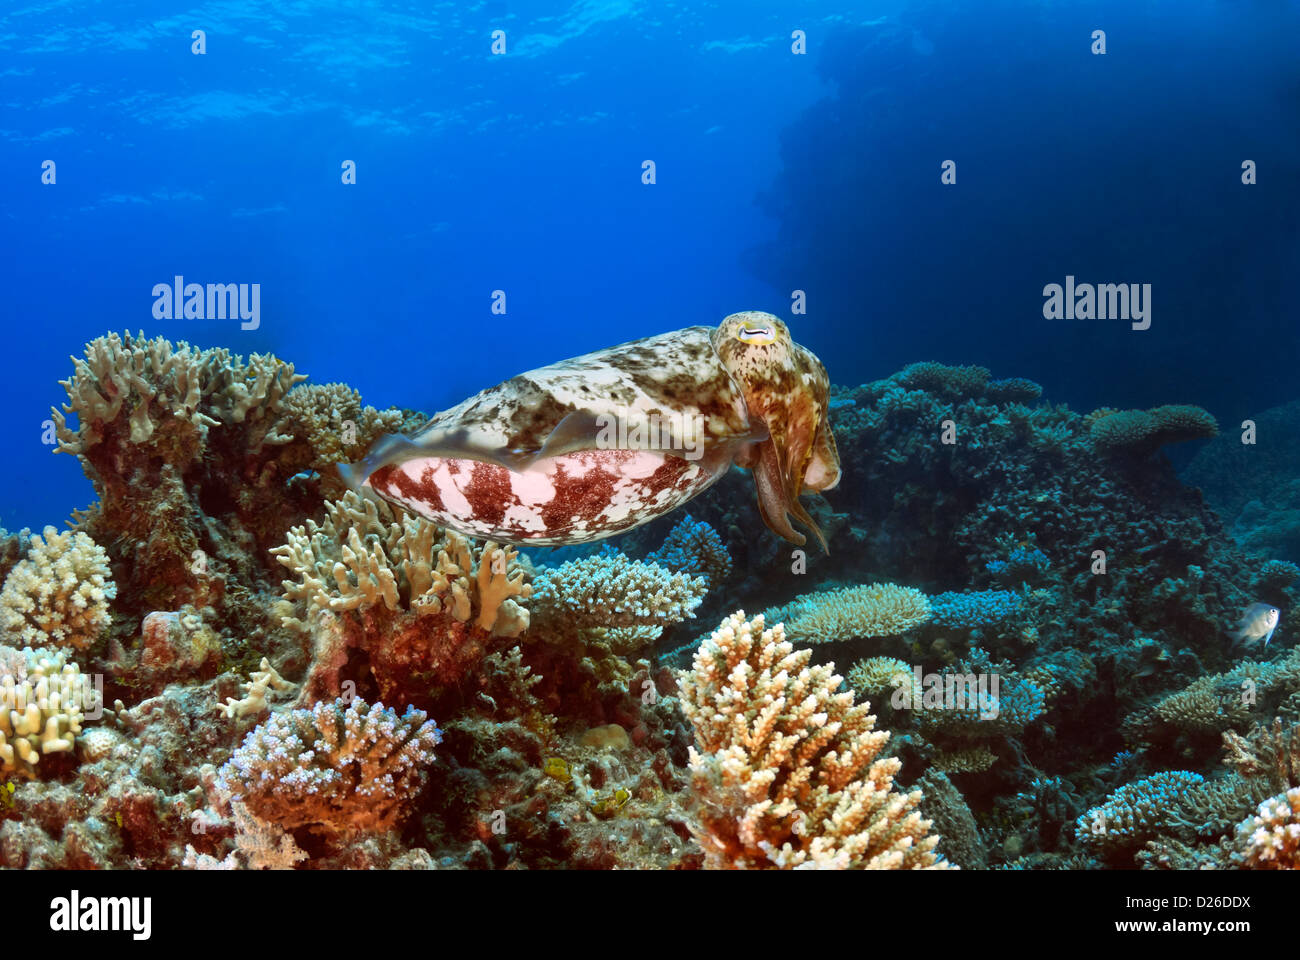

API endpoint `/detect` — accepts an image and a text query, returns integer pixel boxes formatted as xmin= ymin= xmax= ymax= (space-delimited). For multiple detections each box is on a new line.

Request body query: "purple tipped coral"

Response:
xmin=215 ymin=697 xmax=442 ymax=838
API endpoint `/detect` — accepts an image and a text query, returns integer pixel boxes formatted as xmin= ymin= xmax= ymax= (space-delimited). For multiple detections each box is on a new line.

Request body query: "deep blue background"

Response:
xmin=2 ymin=0 xmax=1297 ymax=531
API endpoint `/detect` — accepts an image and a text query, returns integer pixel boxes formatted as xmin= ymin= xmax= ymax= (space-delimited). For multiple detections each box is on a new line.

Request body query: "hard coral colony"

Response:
xmin=0 ymin=322 xmax=1295 ymax=874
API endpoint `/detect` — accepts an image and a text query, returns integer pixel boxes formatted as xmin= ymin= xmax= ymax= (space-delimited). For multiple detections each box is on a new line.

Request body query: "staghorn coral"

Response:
xmin=776 ymin=583 xmax=931 ymax=645
xmin=1088 ymin=404 xmax=1218 ymax=457
xmin=678 ymin=611 xmax=948 ymax=869
xmin=213 ymin=697 xmax=441 ymax=839
xmin=0 ymin=646 xmax=101 ymax=779
xmin=0 ymin=527 xmax=116 ymax=652
xmin=184 ymin=798 xmax=309 ymax=870
xmin=529 ymin=551 xmax=706 ymax=655
xmin=272 ymin=491 xmax=531 ymax=706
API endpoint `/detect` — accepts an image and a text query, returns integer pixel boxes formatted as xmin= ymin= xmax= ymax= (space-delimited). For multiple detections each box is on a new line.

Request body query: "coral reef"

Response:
xmin=645 ymin=515 xmax=733 ymax=588
xmin=1075 ymin=771 xmax=1206 ymax=860
xmin=678 ymin=611 xmax=948 ymax=869
xmin=7 ymin=328 xmax=1298 ymax=872
xmin=1231 ymin=786 xmax=1300 ymax=868
xmin=529 ymin=550 xmax=706 ymax=654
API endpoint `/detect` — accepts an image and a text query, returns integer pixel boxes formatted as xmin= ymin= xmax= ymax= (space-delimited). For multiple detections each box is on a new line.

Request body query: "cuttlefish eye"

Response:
xmin=735 ymin=323 xmax=776 ymax=345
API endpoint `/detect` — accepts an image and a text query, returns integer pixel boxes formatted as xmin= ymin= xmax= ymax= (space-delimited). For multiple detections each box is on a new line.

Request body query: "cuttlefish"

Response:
xmin=340 ymin=311 xmax=841 ymax=550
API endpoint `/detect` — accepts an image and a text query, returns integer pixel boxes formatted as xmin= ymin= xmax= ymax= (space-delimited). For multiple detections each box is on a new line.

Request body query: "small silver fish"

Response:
xmin=1229 ymin=602 xmax=1280 ymax=648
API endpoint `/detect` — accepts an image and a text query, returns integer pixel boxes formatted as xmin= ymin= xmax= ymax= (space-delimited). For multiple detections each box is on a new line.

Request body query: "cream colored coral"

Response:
xmin=678 ymin=611 xmax=948 ymax=869
xmin=846 ymin=656 xmax=918 ymax=705
xmin=1233 ymin=786 xmax=1300 ymax=868
xmin=529 ymin=554 xmax=707 ymax=653
xmin=51 ymin=331 xmax=305 ymax=456
xmin=779 ymin=583 xmax=931 ymax=645
xmin=0 ymin=527 xmax=116 ymax=651
xmin=0 ymin=647 xmax=100 ymax=778
xmin=271 ymin=492 xmax=531 ymax=638
xmin=216 ymin=658 xmax=297 ymax=719
xmin=282 ymin=383 xmax=406 ymax=467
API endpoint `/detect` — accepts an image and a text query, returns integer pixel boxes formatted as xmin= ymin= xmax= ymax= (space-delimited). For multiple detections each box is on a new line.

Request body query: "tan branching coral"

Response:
xmin=1152 ymin=652 xmax=1300 ymax=735
xmin=273 ymin=491 xmax=531 ymax=637
xmin=0 ymin=527 xmax=116 ymax=651
xmin=846 ymin=656 xmax=918 ymax=704
xmin=215 ymin=657 xmax=297 ymax=719
xmin=678 ymin=611 xmax=948 ymax=869
xmin=272 ymin=492 xmax=532 ymax=704
xmin=0 ymin=646 xmax=101 ymax=778
xmin=281 ymin=383 xmax=409 ymax=477
xmin=530 ymin=553 xmax=706 ymax=654
xmin=1230 ymin=786 xmax=1300 ymax=868
xmin=52 ymin=331 xmax=304 ymax=458
xmin=776 ymin=583 xmax=932 ymax=645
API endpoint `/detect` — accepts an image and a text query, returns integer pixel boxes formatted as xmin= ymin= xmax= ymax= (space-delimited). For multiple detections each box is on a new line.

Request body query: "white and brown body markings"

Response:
xmin=342 ymin=312 xmax=841 ymax=548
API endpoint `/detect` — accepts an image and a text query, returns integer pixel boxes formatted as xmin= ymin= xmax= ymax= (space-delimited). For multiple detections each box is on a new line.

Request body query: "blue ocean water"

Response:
xmin=2 ymin=0 xmax=1297 ymax=531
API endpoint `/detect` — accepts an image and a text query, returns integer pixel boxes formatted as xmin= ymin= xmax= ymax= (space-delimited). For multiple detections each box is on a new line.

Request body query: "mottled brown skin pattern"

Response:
xmin=712 ymin=314 xmax=835 ymax=551
xmin=410 ymin=327 xmax=753 ymax=463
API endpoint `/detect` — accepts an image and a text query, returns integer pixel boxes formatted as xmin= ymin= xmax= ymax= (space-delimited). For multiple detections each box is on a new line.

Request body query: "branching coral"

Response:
xmin=845 ymin=656 xmax=917 ymax=705
xmin=214 ymin=697 xmax=441 ymax=838
xmin=529 ymin=551 xmax=706 ymax=654
xmin=678 ymin=611 xmax=948 ymax=869
xmin=645 ymin=514 xmax=733 ymax=588
xmin=1230 ymin=786 xmax=1300 ymax=868
xmin=0 ymin=646 xmax=101 ymax=778
xmin=914 ymin=648 xmax=1047 ymax=738
xmin=776 ymin=583 xmax=931 ymax=645
xmin=280 ymin=383 xmax=411 ymax=483
xmin=1074 ymin=771 xmax=1205 ymax=857
xmin=1088 ymin=404 xmax=1218 ymax=457
xmin=928 ymin=590 xmax=1022 ymax=629
xmin=272 ymin=491 xmax=532 ymax=704
xmin=49 ymin=332 xmax=413 ymax=642
xmin=1150 ymin=650 xmax=1300 ymax=736
xmin=0 ymin=527 xmax=116 ymax=651
xmin=215 ymin=657 xmax=296 ymax=719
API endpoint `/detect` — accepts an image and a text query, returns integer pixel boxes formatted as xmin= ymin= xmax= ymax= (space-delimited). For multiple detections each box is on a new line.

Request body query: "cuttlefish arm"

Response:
xmin=713 ymin=314 xmax=840 ymax=552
